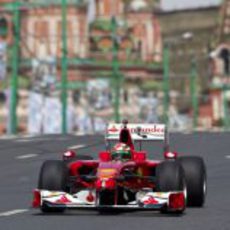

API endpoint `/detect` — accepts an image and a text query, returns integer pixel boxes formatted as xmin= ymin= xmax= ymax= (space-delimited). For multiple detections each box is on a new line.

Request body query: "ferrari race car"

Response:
xmin=33 ymin=121 xmax=207 ymax=214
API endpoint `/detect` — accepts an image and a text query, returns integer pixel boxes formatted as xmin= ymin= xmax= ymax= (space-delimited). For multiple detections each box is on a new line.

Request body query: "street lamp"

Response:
xmin=190 ymin=57 xmax=198 ymax=129
xmin=162 ymin=32 xmax=199 ymax=130
xmin=111 ymin=16 xmax=121 ymax=123
xmin=163 ymin=43 xmax=169 ymax=125
xmin=9 ymin=1 xmax=20 ymax=134
xmin=61 ymin=0 xmax=68 ymax=134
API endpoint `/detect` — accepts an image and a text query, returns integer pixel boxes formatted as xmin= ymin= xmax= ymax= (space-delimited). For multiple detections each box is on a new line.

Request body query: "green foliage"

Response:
xmin=90 ymin=19 xmax=112 ymax=32
xmin=141 ymin=80 xmax=163 ymax=91
xmin=18 ymin=76 xmax=30 ymax=89
xmin=0 ymin=79 xmax=8 ymax=90
xmin=0 ymin=76 xmax=30 ymax=90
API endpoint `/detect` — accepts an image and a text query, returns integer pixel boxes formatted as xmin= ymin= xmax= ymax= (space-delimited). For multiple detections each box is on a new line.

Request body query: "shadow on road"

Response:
xmin=31 ymin=209 xmax=185 ymax=218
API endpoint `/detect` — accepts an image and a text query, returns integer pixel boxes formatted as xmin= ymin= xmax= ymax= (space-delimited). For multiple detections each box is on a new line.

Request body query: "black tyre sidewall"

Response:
xmin=38 ymin=160 xmax=68 ymax=191
xmin=156 ymin=161 xmax=185 ymax=192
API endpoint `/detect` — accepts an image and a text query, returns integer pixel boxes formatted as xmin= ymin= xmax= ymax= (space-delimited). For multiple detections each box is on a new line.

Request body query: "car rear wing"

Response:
xmin=105 ymin=123 xmax=169 ymax=143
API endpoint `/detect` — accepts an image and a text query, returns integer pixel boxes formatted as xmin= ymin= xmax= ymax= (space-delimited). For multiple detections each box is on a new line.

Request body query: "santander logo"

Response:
xmin=107 ymin=124 xmax=165 ymax=135
xmin=129 ymin=126 xmax=164 ymax=134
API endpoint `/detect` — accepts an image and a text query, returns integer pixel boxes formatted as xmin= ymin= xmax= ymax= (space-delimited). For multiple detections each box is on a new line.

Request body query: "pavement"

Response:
xmin=0 ymin=132 xmax=230 ymax=230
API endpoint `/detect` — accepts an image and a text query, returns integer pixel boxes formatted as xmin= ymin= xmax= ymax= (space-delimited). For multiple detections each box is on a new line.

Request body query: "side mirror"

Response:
xmin=164 ymin=151 xmax=178 ymax=159
xmin=63 ymin=150 xmax=76 ymax=160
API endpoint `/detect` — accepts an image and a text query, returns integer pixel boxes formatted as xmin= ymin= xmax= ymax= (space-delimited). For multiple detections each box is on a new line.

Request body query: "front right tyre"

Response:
xmin=156 ymin=161 xmax=186 ymax=214
xmin=178 ymin=156 xmax=207 ymax=207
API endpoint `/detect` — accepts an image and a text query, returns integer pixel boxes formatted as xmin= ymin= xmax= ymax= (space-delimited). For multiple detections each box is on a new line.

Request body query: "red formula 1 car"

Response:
xmin=33 ymin=121 xmax=207 ymax=214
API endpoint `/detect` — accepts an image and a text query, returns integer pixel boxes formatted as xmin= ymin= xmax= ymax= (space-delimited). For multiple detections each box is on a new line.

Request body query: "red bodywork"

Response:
xmin=65 ymin=127 xmax=163 ymax=195
xmin=33 ymin=124 xmax=186 ymax=212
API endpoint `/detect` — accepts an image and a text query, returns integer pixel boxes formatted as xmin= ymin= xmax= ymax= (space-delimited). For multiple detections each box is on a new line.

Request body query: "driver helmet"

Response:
xmin=111 ymin=143 xmax=131 ymax=161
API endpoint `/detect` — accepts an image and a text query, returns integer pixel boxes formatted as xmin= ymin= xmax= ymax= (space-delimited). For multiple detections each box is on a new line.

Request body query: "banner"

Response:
xmin=0 ymin=41 xmax=6 ymax=81
xmin=43 ymin=97 xmax=61 ymax=134
xmin=28 ymin=92 xmax=43 ymax=134
xmin=28 ymin=92 xmax=75 ymax=134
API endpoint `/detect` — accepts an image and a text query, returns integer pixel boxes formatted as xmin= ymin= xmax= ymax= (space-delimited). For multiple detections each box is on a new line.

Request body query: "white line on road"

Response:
xmin=68 ymin=144 xmax=85 ymax=150
xmin=0 ymin=209 xmax=28 ymax=217
xmin=15 ymin=137 xmax=52 ymax=142
xmin=16 ymin=154 xmax=38 ymax=160
xmin=225 ymin=155 xmax=230 ymax=159
xmin=14 ymin=139 xmax=34 ymax=143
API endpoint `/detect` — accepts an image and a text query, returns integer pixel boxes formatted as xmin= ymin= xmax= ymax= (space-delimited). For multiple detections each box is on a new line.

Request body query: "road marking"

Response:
xmin=68 ymin=144 xmax=85 ymax=150
xmin=15 ymin=137 xmax=53 ymax=142
xmin=0 ymin=136 xmax=17 ymax=140
xmin=16 ymin=154 xmax=38 ymax=160
xmin=0 ymin=209 xmax=28 ymax=217
xmin=15 ymin=139 xmax=34 ymax=143
xmin=225 ymin=155 xmax=230 ymax=159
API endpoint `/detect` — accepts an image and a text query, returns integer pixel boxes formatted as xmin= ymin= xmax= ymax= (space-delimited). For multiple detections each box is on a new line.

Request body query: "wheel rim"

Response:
xmin=183 ymin=179 xmax=188 ymax=204
xmin=184 ymin=186 xmax=187 ymax=200
xmin=203 ymin=176 xmax=207 ymax=197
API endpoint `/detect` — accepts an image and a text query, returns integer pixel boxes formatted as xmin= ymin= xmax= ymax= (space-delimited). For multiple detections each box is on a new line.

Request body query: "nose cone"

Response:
xmin=96 ymin=162 xmax=121 ymax=190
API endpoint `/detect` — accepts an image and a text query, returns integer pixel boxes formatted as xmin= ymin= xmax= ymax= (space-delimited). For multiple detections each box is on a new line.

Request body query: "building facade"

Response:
xmin=0 ymin=0 xmax=162 ymax=81
xmin=208 ymin=0 xmax=230 ymax=126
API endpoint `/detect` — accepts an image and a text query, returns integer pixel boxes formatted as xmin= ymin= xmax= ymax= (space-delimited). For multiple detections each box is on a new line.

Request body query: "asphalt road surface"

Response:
xmin=0 ymin=132 xmax=230 ymax=230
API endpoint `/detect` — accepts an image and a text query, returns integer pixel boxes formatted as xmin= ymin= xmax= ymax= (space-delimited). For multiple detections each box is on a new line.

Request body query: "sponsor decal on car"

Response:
xmin=98 ymin=168 xmax=117 ymax=178
xmin=106 ymin=123 xmax=165 ymax=141
xmin=142 ymin=196 xmax=159 ymax=205
xmin=56 ymin=195 xmax=72 ymax=204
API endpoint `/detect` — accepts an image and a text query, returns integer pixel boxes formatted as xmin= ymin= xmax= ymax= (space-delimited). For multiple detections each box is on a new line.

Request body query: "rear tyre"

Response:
xmin=156 ymin=161 xmax=185 ymax=192
xmin=38 ymin=160 xmax=68 ymax=213
xmin=156 ymin=161 xmax=186 ymax=214
xmin=178 ymin=156 xmax=207 ymax=207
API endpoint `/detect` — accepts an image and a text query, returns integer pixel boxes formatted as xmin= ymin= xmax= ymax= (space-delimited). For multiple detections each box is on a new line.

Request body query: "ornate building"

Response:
xmin=203 ymin=0 xmax=230 ymax=126
xmin=91 ymin=0 xmax=161 ymax=63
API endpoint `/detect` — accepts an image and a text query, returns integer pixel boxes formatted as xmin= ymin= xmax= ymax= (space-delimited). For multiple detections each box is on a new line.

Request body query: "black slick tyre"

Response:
xmin=38 ymin=160 xmax=68 ymax=213
xmin=156 ymin=161 xmax=185 ymax=192
xmin=178 ymin=156 xmax=207 ymax=207
xmin=156 ymin=161 xmax=186 ymax=214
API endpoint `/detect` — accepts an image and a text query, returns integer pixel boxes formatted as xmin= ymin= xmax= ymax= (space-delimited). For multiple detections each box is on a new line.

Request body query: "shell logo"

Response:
xmin=56 ymin=195 xmax=71 ymax=204
xmin=143 ymin=196 xmax=159 ymax=205
xmin=98 ymin=168 xmax=117 ymax=179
